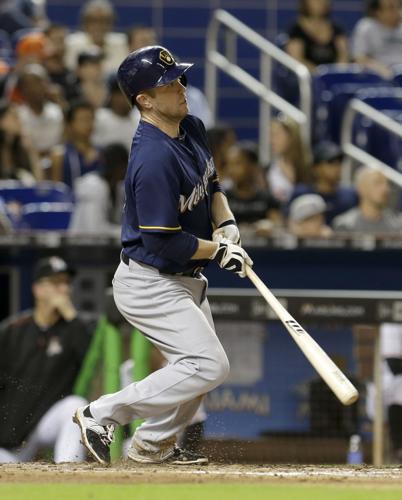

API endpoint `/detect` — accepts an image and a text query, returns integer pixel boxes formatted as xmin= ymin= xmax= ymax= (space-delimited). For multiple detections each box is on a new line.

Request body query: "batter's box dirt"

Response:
xmin=1 ymin=463 xmax=402 ymax=487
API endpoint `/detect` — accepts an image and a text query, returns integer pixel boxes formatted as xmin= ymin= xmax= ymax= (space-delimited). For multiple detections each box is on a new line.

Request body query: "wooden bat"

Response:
xmin=246 ymin=266 xmax=359 ymax=406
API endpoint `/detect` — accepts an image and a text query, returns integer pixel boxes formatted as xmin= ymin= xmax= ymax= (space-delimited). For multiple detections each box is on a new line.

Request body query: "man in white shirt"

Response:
xmin=65 ymin=0 xmax=128 ymax=75
xmin=352 ymin=0 xmax=402 ymax=78
xmin=92 ymin=76 xmax=139 ymax=151
xmin=16 ymin=64 xmax=63 ymax=155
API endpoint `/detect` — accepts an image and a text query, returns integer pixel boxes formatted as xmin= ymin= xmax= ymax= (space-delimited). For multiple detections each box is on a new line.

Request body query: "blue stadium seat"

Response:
xmin=21 ymin=202 xmax=74 ymax=230
xmin=313 ymin=64 xmax=387 ymax=143
xmin=0 ymin=181 xmax=74 ymax=205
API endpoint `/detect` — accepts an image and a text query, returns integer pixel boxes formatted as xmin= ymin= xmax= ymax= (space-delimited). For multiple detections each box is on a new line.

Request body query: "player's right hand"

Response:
xmin=212 ymin=239 xmax=253 ymax=278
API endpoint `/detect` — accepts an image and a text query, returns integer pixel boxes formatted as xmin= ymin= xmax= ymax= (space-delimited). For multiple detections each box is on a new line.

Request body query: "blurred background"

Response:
xmin=1 ymin=0 xmax=402 ymax=466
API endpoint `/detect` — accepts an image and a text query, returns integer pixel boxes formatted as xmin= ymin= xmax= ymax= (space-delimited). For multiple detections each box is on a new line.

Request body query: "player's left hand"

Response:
xmin=212 ymin=219 xmax=241 ymax=245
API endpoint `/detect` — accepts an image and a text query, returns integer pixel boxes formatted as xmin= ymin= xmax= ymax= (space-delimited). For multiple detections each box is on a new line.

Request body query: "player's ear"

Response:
xmin=136 ymin=93 xmax=153 ymax=111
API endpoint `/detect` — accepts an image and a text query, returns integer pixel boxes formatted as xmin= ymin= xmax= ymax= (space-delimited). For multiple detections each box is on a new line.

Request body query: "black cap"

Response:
xmin=33 ymin=256 xmax=75 ymax=282
xmin=77 ymin=48 xmax=104 ymax=66
xmin=313 ymin=141 xmax=344 ymax=165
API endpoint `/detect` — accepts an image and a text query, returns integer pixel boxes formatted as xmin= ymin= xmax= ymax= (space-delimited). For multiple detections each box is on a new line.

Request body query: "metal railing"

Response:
xmin=341 ymin=98 xmax=402 ymax=188
xmin=205 ymin=9 xmax=311 ymax=164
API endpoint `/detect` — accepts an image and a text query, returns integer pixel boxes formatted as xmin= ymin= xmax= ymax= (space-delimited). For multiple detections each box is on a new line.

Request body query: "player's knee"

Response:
xmin=202 ymin=349 xmax=230 ymax=387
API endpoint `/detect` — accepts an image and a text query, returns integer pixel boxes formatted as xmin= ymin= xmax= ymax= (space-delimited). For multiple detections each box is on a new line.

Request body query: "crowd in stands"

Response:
xmin=0 ymin=0 xmax=402 ymax=240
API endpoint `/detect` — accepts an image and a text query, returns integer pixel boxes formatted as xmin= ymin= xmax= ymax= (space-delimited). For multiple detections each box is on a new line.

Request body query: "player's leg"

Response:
xmin=35 ymin=395 xmax=88 ymax=463
xmin=130 ymin=296 xmax=215 ymax=460
xmin=74 ymin=261 xmax=229 ymax=464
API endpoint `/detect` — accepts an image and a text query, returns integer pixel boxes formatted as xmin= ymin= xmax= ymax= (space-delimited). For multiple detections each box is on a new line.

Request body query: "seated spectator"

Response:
xmin=92 ymin=75 xmax=139 ymax=151
xmin=225 ymin=141 xmax=282 ymax=237
xmin=127 ymin=25 xmax=157 ymax=52
xmin=43 ymin=24 xmax=81 ymax=104
xmin=75 ymin=49 xmax=107 ymax=109
xmin=333 ymin=166 xmax=402 ymax=232
xmin=288 ymin=193 xmax=332 ymax=237
xmin=69 ymin=142 xmax=128 ymax=235
xmin=50 ymin=99 xmax=103 ymax=188
xmin=286 ymin=0 xmax=349 ymax=72
xmin=291 ymin=141 xmax=358 ymax=224
xmin=16 ymin=64 xmax=63 ymax=157
xmin=0 ymin=100 xmax=42 ymax=181
xmin=352 ymin=0 xmax=402 ymax=79
xmin=266 ymin=114 xmax=311 ymax=204
xmin=0 ymin=256 xmax=90 ymax=463
xmin=206 ymin=124 xmax=237 ymax=188
xmin=65 ymin=0 xmax=128 ymax=74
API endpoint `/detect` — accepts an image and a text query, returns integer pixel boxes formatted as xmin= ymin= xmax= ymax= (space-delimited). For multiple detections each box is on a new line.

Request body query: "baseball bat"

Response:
xmin=245 ymin=266 xmax=359 ymax=406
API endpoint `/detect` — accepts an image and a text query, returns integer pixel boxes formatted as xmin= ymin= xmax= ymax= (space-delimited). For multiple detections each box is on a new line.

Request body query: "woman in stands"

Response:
xmin=0 ymin=101 xmax=42 ymax=182
xmin=50 ymin=99 xmax=103 ymax=188
xmin=266 ymin=114 xmax=311 ymax=204
xmin=286 ymin=0 xmax=349 ymax=72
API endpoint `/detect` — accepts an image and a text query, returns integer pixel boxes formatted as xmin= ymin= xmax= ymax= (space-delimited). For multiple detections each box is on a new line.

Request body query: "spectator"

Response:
xmin=333 ymin=166 xmax=402 ymax=233
xmin=288 ymin=193 xmax=332 ymax=237
xmin=286 ymin=0 xmax=349 ymax=72
xmin=0 ymin=195 xmax=12 ymax=233
xmin=0 ymin=100 xmax=42 ymax=181
xmin=92 ymin=75 xmax=139 ymax=151
xmin=65 ymin=0 xmax=128 ymax=74
xmin=0 ymin=256 xmax=90 ymax=463
xmin=266 ymin=114 xmax=311 ymax=204
xmin=69 ymin=142 xmax=128 ymax=235
xmin=43 ymin=24 xmax=81 ymax=104
xmin=366 ymin=323 xmax=402 ymax=463
xmin=127 ymin=25 xmax=157 ymax=53
xmin=50 ymin=99 xmax=103 ymax=188
xmin=291 ymin=141 xmax=358 ymax=224
xmin=75 ymin=49 xmax=107 ymax=109
xmin=225 ymin=141 xmax=282 ymax=236
xmin=352 ymin=0 xmax=402 ymax=79
xmin=206 ymin=124 xmax=237 ymax=188
xmin=16 ymin=64 xmax=64 ymax=157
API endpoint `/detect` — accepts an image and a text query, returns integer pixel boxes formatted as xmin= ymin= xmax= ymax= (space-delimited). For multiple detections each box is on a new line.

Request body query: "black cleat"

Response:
xmin=169 ymin=447 xmax=208 ymax=465
xmin=73 ymin=406 xmax=115 ymax=465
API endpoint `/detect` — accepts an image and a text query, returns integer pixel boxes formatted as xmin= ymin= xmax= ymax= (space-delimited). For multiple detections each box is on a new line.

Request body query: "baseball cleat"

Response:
xmin=73 ymin=406 xmax=115 ymax=465
xmin=128 ymin=445 xmax=208 ymax=465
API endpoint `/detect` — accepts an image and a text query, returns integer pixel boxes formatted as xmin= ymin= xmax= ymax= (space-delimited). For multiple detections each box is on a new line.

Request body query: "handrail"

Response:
xmin=341 ymin=98 xmax=402 ymax=189
xmin=206 ymin=9 xmax=311 ymax=164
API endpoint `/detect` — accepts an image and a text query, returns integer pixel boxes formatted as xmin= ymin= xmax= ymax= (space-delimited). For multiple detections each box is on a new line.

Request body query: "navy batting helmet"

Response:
xmin=117 ymin=45 xmax=193 ymax=105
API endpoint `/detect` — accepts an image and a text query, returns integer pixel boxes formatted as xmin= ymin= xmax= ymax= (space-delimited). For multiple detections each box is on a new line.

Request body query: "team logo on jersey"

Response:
xmin=159 ymin=49 xmax=174 ymax=65
xmin=46 ymin=337 xmax=63 ymax=356
xmin=179 ymin=158 xmax=215 ymax=213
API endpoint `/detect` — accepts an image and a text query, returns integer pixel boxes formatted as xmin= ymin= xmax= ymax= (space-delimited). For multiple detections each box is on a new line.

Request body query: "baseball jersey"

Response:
xmin=0 ymin=311 xmax=91 ymax=448
xmin=121 ymin=115 xmax=223 ymax=274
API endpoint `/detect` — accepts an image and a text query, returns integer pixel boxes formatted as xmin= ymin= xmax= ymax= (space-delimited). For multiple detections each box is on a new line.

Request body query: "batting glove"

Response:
xmin=211 ymin=238 xmax=253 ymax=278
xmin=212 ymin=219 xmax=241 ymax=245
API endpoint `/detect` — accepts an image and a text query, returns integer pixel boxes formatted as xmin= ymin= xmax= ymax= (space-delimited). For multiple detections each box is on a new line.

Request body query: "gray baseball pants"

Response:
xmin=90 ymin=258 xmax=230 ymax=451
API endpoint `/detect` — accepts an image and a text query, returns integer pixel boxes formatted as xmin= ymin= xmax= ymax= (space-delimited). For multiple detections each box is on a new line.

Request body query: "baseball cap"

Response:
xmin=289 ymin=194 xmax=327 ymax=222
xmin=33 ymin=256 xmax=75 ymax=282
xmin=313 ymin=141 xmax=343 ymax=164
xmin=77 ymin=48 xmax=104 ymax=66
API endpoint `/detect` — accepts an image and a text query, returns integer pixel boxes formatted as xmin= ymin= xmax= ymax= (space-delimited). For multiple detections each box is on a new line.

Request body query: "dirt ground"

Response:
xmin=1 ymin=463 xmax=402 ymax=487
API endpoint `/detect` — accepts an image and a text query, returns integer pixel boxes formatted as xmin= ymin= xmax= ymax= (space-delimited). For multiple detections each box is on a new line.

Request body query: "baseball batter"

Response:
xmin=74 ymin=45 xmax=252 ymax=465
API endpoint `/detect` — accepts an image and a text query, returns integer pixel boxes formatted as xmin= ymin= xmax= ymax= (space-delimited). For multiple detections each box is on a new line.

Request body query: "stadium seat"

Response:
xmin=313 ymin=64 xmax=387 ymax=143
xmin=21 ymin=202 xmax=74 ymax=230
xmin=0 ymin=180 xmax=74 ymax=205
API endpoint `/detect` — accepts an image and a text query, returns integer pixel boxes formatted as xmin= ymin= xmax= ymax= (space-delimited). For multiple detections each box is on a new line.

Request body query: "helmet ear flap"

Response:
xmin=179 ymin=74 xmax=188 ymax=87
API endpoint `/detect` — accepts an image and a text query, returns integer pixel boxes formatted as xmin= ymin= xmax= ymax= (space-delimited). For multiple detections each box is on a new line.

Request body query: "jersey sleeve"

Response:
xmin=135 ymin=147 xmax=183 ymax=234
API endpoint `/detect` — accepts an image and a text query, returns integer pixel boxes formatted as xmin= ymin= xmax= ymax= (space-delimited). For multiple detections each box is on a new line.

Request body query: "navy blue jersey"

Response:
xmin=122 ymin=115 xmax=223 ymax=273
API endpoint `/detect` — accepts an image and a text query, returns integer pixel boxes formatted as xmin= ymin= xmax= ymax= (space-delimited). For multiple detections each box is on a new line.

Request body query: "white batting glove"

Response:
xmin=212 ymin=219 xmax=241 ymax=245
xmin=211 ymin=238 xmax=253 ymax=278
